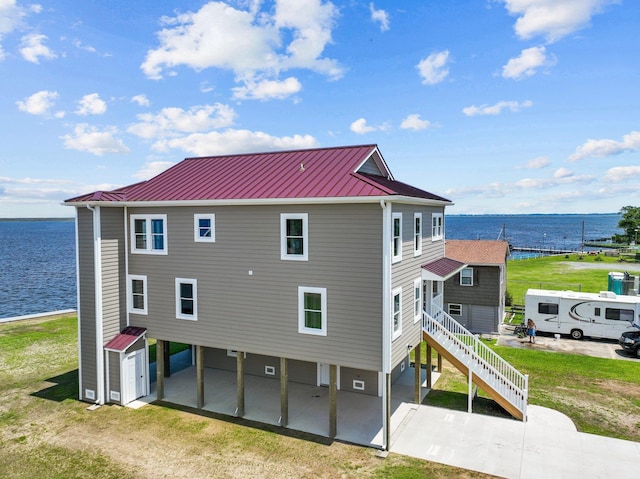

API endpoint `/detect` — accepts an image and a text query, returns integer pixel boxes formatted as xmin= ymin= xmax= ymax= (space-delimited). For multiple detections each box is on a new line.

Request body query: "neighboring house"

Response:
xmin=443 ymin=239 xmax=509 ymax=333
xmin=64 ymin=144 xmax=468 ymax=449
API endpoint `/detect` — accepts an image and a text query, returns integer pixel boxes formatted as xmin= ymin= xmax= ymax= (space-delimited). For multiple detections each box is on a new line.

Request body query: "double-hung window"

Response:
xmin=176 ymin=278 xmax=197 ymax=320
xmin=460 ymin=267 xmax=473 ymax=286
xmin=432 ymin=213 xmax=443 ymax=241
xmin=131 ymin=214 xmax=167 ymax=254
xmin=414 ymin=213 xmax=422 ymax=256
xmin=392 ymin=213 xmax=402 ymax=263
xmin=413 ymin=278 xmax=422 ymax=323
xmin=298 ymin=287 xmax=327 ymax=336
xmin=281 ymin=213 xmax=308 ymax=261
xmin=392 ymin=287 xmax=402 ymax=340
xmin=194 ymin=214 xmax=215 ymax=242
xmin=128 ymin=275 xmax=147 ymax=315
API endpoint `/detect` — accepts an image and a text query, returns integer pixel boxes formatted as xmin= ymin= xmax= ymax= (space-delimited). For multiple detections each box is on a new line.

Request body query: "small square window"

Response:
xmin=194 ymin=214 xmax=215 ymax=242
xmin=131 ymin=214 xmax=167 ymax=254
xmin=281 ymin=214 xmax=308 ymax=261
xmin=460 ymin=267 xmax=473 ymax=286
xmin=448 ymin=303 xmax=462 ymax=316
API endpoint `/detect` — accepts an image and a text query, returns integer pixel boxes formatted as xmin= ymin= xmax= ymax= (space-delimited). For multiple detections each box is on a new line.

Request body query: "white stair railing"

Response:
xmin=423 ymin=304 xmax=528 ymax=420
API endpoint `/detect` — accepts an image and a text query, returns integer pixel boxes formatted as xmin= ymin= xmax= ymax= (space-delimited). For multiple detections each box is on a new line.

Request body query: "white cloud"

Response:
xmin=232 ymin=76 xmax=302 ymax=101
xmin=400 ymin=114 xmax=432 ymax=131
xmin=350 ymin=117 xmax=389 ymax=134
xmin=502 ymin=46 xmax=554 ymax=80
xmin=20 ymin=33 xmax=56 ymax=63
xmin=75 ymin=93 xmax=107 ymax=116
xmin=72 ymin=39 xmax=97 ymax=53
xmin=128 ymin=104 xmax=237 ymax=141
xmin=462 ymin=100 xmax=532 ymax=116
xmin=141 ymin=0 xmax=342 ymax=99
xmin=369 ymin=3 xmax=390 ymax=32
xmin=553 ymin=167 xmax=573 ymax=178
xmin=16 ymin=90 xmax=58 ymax=115
xmin=0 ymin=0 xmax=25 ymax=60
xmin=61 ymin=124 xmax=130 ymax=156
xmin=416 ymin=50 xmax=450 ymax=85
xmin=132 ymin=161 xmax=175 ymax=180
xmin=603 ymin=166 xmax=640 ymax=183
xmin=153 ymin=129 xmax=319 ymax=157
xmin=501 ymin=0 xmax=618 ymax=43
xmin=131 ymin=94 xmax=150 ymax=107
xmin=520 ymin=156 xmax=550 ymax=169
xmin=569 ymin=130 xmax=640 ymax=161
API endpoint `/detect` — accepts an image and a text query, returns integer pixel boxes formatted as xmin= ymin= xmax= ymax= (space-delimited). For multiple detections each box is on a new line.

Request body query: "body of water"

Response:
xmin=0 ymin=214 xmax=623 ymax=318
xmin=0 ymin=219 xmax=76 ymax=319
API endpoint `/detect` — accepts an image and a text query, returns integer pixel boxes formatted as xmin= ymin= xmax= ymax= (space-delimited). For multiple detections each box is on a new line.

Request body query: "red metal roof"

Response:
xmin=421 ymin=257 xmax=467 ymax=281
xmin=65 ymin=145 xmax=450 ymax=204
xmin=104 ymin=326 xmax=147 ymax=352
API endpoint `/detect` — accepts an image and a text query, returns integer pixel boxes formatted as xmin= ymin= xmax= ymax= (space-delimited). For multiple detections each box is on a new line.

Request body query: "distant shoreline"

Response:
xmin=0 ymin=217 xmax=74 ymax=222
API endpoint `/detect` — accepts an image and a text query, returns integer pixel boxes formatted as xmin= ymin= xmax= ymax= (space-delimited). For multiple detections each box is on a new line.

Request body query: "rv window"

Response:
xmin=594 ymin=307 xmax=601 ymax=316
xmin=605 ymin=308 xmax=634 ymax=321
xmin=538 ymin=302 xmax=558 ymax=315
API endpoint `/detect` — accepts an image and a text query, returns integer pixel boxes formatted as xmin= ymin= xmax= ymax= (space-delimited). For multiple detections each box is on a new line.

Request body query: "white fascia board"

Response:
xmin=68 ymin=194 xmax=451 ymax=209
xmin=353 ymin=145 xmax=394 ymax=180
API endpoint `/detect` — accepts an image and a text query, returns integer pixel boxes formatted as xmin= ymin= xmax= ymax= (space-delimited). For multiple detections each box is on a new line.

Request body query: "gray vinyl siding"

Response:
xmin=76 ymin=206 xmax=97 ymax=400
xmin=100 ymin=208 xmax=126 ymax=344
xmin=107 ymin=350 xmax=121 ymax=403
xmin=390 ymin=204 xmax=445 ymax=369
xmin=128 ymin=204 xmax=384 ymax=371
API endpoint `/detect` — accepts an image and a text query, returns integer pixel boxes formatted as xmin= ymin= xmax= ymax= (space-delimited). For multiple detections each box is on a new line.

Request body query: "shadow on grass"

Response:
xmin=423 ymin=390 xmax=514 ymax=420
xmin=155 ymin=400 xmax=335 ymax=446
xmin=31 ymin=369 xmax=79 ymax=402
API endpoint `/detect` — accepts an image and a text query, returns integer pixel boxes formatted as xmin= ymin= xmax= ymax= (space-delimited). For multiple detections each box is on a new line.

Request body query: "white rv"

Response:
xmin=525 ymin=288 xmax=640 ymax=340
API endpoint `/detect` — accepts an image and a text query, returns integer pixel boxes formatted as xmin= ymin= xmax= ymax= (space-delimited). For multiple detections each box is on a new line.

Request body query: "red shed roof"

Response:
xmin=65 ymin=145 xmax=450 ymax=204
xmin=421 ymin=257 xmax=467 ymax=281
xmin=104 ymin=326 xmax=147 ymax=353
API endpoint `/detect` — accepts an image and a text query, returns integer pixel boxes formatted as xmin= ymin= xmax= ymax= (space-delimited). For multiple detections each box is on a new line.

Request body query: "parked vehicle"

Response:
xmin=524 ymin=289 xmax=640 ymax=340
xmin=619 ymin=330 xmax=640 ymax=358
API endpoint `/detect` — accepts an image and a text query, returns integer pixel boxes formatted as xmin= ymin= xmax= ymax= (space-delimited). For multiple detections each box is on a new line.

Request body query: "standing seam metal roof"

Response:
xmin=64 ymin=145 xmax=450 ymax=204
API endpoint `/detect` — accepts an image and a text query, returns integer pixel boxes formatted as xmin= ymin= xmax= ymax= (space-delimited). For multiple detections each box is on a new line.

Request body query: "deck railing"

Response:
xmin=423 ymin=304 xmax=528 ymax=418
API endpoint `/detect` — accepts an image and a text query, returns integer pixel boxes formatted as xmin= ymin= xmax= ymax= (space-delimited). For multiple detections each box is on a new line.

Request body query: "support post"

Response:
xmin=156 ymin=339 xmax=164 ymax=401
xmin=163 ymin=340 xmax=171 ymax=377
xmin=437 ymin=352 xmax=442 ymax=372
xmin=236 ymin=352 xmax=245 ymax=417
xmin=196 ymin=345 xmax=204 ymax=409
xmin=384 ymin=372 xmax=391 ymax=450
xmin=414 ymin=342 xmax=422 ymax=404
xmin=426 ymin=344 xmax=432 ymax=388
xmin=468 ymin=370 xmax=473 ymax=414
xmin=280 ymin=357 xmax=288 ymax=427
xmin=329 ymin=364 xmax=337 ymax=438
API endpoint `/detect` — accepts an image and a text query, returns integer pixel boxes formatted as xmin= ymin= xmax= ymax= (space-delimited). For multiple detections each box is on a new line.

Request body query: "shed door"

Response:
xmin=123 ymin=349 xmax=146 ymax=404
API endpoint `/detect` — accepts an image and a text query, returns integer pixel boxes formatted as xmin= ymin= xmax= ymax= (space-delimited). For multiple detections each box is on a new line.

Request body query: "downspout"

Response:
xmin=74 ymin=209 xmax=82 ymax=400
xmin=380 ymin=199 xmax=392 ymax=450
xmin=87 ymin=204 xmax=105 ymax=405
xmin=124 ymin=206 xmax=129 ymax=327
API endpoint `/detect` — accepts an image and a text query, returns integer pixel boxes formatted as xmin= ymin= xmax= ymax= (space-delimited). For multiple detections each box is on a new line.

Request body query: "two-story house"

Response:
xmin=443 ymin=239 xmax=509 ymax=333
xmin=64 ymin=144 xmax=476 ymax=449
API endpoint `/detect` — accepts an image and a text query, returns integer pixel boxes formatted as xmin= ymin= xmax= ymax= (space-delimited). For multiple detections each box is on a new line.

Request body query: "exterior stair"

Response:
xmin=423 ymin=305 xmax=528 ymax=421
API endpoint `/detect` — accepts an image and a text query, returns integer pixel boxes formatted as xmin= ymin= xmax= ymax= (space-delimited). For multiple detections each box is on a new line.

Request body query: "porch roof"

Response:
xmin=104 ymin=326 xmax=147 ymax=353
xmin=421 ymin=257 xmax=467 ymax=281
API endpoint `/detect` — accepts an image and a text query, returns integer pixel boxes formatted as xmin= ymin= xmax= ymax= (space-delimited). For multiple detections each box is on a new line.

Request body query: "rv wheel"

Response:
xmin=635 ymin=347 xmax=640 ymax=359
xmin=570 ymin=329 xmax=583 ymax=340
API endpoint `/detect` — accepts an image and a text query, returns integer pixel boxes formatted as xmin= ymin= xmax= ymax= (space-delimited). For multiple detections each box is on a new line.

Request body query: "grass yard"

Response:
xmin=0 ymin=315 xmax=491 ymax=479
xmin=506 ymin=253 xmax=631 ymax=304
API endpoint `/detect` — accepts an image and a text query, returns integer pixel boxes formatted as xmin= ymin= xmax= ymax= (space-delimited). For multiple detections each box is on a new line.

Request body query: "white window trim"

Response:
xmin=461 ymin=267 xmax=474 ymax=286
xmin=414 ymin=212 xmax=422 ymax=256
xmin=175 ymin=278 xmax=197 ymax=321
xmin=194 ymin=214 xmax=215 ymax=243
xmin=413 ymin=278 xmax=422 ymax=323
xmin=298 ymin=286 xmax=327 ymax=336
xmin=392 ymin=212 xmax=402 ymax=264
xmin=130 ymin=214 xmax=168 ymax=255
xmin=281 ymin=213 xmax=309 ymax=261
xmin=449 ymin=303 xmax=462 ymax=316
xmin=431 ymin=213 xmax=443 ymax=241
xmin=392 ymin=287 xmax=402 ymax=340
xmin=127 ymin=274 xmax=148 ymax=315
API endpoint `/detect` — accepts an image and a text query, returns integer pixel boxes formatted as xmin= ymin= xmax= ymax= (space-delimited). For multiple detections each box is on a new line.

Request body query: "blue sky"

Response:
xmin=1 ymin=0 xmax=639 ymax=217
